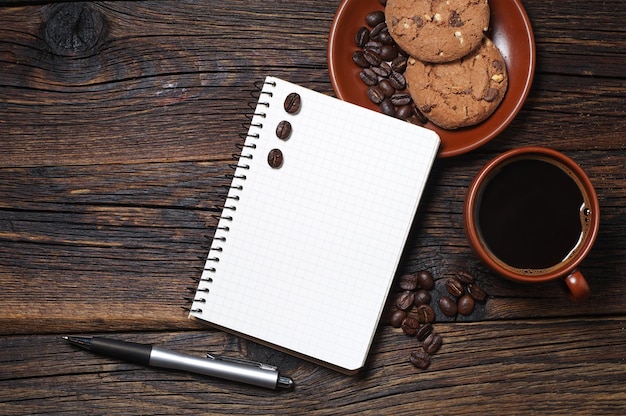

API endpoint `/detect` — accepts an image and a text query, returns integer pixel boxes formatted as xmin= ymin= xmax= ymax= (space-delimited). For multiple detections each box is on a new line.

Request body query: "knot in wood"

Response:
xmin=43 ymin=3 xmax=106 ymax=56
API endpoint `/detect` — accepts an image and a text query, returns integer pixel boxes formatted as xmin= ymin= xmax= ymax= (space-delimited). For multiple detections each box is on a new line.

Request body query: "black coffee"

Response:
xmin=477 ymin=158 xmax=586 ymax=270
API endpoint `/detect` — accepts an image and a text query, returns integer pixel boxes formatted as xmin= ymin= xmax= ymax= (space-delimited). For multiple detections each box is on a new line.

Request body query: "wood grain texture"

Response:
xmin=0 ymin=0 xmax=625 ymax=414
xmin=1 ymin=321 xmax=625 ymax=415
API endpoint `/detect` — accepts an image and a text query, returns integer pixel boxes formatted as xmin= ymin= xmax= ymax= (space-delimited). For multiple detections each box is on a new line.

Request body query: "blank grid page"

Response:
xmin=191 ymin=76 xmax=439 ymax=372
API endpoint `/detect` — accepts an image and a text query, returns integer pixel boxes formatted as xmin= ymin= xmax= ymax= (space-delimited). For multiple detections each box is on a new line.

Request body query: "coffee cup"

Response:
xmin=463 ymin=146 xmax=600 ymax=302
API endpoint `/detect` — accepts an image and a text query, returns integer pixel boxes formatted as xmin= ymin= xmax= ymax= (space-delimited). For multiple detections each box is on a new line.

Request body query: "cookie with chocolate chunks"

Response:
xmin=385 ymin=0 xmax=490 ymax=63
xmin=405 ymin=37 xmax=508 ymax=130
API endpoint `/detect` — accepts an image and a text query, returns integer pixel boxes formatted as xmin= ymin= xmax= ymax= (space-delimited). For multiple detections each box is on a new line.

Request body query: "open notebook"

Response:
xmin=190 ymin=76 xmax=440 ymax=373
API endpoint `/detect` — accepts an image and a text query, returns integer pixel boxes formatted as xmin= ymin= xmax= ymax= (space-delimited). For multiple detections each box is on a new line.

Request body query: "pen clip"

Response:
xmin=206 ymin=353 xmax=278 ymax=371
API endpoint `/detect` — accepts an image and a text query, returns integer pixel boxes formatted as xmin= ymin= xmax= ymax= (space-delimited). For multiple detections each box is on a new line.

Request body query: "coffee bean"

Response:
xmin=413 ymin=288 xmax=431 ymax=306
xmin=395 ymin=104 xmax=414 ymax=120
xmin=389 ymin=309 xmax=407 ymax=328
xmin=391 ymin=55 xmax=408 ymax=73
xmin=401 ymin=316 xmax=420 ymax=336
xmin=423 ymin=332 xmax=443 ymax=354
xmin=367 ymin=86 xmax=385 ymax=104
xmin=413 ymin=106 xmax=429 ymax=123
xmin=359 ymin=68 xmax=378 ymax=86
xmin=355 ymin=27 xmax=370 ymax=48
xmin=438 ymin=296 xmax=458 ymax=317
xmin=365 ymin=11 xmax=385 ymax=28
xmin=352 ymin=50 xmax=370 ymax=68
xmin=379 ymin=99 xmax=396 ymax=117
xmin=395 ymin=290 xmax=415 ymax=310
xmin=275 ymin=120 xmax=292 ymax=140
xmin=416 ymin=270 xmax=434 ymax=290
xmin=390 ymin=93 xmax=412 ymax=106
xmin=416 ymin=304 xmax=435 ymax=323
xmin=467 ymin=283 xmax=487 ymax=302
xmin=378 ymin=79 xmax=395 ymax=97
xmin=389 ymin=71 xmax=406 ymax=89
xmin=370 ymin=22 xmax=387 ymax=39
xmin=457 ymin=294 xmax=475 ymax=316
xmin=363 ymin=50 xmax=381 ymax=66
xmin=378 ymin=30 xmax=395 ymax=45
xmin=363 ymin=40 xmax=382 ymax=55
xmin=415 ymin=322 xmax=433 ymax=341
xmin=380 ymin=44 xmax=398 ymax=61
xmin=284 ymin=92 xmax=301 ymax=114
xmin=455 ymin=270 xmax=475 ymax=284
xmin=398 ymin=273 xmax=418 ymax=291
xmin=363 ymin=50 xmax=382 ymax=66
xmin=267 ymin=148 xmax=284 ymax=168
xmin=371 ymin=62 xmax=392 ymax=77
xmin=445 ymin=277 xmax=464 ymax=298
xmin=409 ymin=349 xmax=431 ymax=369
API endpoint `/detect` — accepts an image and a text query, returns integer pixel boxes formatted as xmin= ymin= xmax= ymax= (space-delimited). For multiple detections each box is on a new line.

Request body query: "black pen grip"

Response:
xmin=91 ymin=337 xmax=152 ymax=365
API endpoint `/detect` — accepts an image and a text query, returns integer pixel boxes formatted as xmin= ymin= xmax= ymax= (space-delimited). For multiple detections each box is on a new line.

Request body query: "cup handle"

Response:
xmin=564 ymin=270 xmax=590 ymax=302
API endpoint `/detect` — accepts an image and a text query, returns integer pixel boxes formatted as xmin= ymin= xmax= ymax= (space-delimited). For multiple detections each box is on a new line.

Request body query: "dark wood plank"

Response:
xmin=1 ymin=319 xmax=624 ymax=415
xmin=1 ymin=148 xmax=624 ymax=333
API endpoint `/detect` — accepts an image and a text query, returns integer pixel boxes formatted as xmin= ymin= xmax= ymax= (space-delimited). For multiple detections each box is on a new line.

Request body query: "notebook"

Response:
xmin=189 ymin=76 xmax=440 ymax=373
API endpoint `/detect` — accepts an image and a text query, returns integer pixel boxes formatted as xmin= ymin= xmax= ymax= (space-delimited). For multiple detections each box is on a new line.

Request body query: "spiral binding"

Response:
xmin=184 ymin=79 xmax=276 ymax=314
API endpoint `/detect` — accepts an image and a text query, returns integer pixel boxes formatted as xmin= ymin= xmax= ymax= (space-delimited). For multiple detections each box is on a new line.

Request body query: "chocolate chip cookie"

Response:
xmin=385 ymin=0 xmax=490 ymax=63
xmin=405 ymin=37 xmax=508 ymax=129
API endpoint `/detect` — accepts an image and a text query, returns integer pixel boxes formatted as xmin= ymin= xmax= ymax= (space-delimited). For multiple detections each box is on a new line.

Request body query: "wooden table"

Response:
xmin=1 ymin=1 xmax=625 ymax=414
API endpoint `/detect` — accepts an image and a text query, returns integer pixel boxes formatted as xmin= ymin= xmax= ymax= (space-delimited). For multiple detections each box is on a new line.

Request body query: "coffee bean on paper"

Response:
xmin=275 ymin=120 xmax=292 ymax=140
xmin=267 ymin=148 xmax=284 ymax=169
xmin=283 ymin=92 xmax=301 ymax=114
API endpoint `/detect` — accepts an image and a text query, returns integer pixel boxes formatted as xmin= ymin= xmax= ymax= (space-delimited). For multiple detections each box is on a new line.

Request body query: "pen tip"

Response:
xmin=63 ymin=336 xmax=93 ymax=349
xmin=277 ymin=375 xmax=295 ymax=389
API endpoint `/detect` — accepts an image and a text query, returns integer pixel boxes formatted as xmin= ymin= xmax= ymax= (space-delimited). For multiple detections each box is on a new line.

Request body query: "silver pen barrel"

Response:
xmin=149 ymin=347 xmax=281 ymax=389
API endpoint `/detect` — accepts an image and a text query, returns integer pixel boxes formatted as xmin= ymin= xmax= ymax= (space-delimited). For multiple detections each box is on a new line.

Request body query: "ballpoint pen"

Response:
xmin=63 ymin=336 xmax=294 ymax=390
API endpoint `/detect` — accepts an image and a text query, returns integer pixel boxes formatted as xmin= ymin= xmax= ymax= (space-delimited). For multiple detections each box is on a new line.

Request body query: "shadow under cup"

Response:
xmin=464 ymin=147 xmax=600 ymax=302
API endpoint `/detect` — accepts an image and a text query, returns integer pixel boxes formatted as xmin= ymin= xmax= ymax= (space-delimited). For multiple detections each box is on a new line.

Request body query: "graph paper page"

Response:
xmin=191 ymin=77 xmax=440 ymax=372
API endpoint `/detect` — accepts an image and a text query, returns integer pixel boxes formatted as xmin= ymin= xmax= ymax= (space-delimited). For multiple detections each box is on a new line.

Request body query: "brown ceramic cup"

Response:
xmin=464 ymin=146 xmax=600 ymax=302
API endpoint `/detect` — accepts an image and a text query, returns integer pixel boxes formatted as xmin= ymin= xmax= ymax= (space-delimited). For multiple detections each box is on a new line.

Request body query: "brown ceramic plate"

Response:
xmin=328 ymin=0 xmax=536 ymax=158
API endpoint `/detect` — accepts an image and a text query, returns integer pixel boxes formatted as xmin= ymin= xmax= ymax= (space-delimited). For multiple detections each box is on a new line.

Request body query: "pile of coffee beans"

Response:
xmin=352 ymin=9 xmax=427 ymax=124
xmin=439 ymin=271 xmax=487 ymax=317
xmin=388 ymin=269 xmax=488 ymax=369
